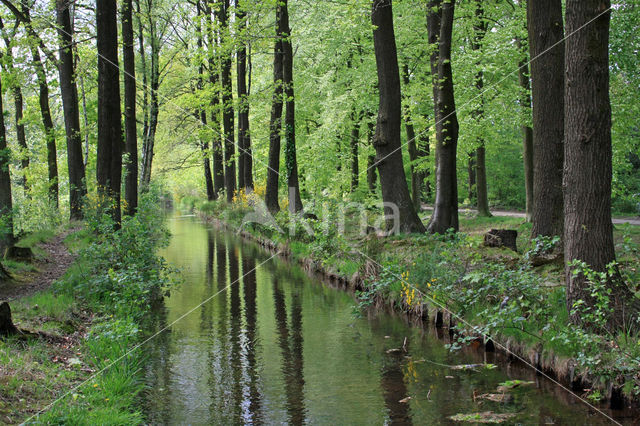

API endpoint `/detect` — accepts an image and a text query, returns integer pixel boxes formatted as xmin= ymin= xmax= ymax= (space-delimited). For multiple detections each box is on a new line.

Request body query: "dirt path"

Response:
xmin=421 ymin=205 xmax=640 ymax=226
xmin=0 ymin=228 xmax=78 ymax=301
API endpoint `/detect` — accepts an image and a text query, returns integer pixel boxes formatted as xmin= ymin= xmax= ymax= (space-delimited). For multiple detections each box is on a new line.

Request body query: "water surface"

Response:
xmin=143 ymin=216 xmax=631 ymax=424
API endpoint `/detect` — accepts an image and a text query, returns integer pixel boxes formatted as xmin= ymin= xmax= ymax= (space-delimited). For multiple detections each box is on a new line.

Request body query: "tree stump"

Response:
xmin=5 ymin=246 xmax=33 ymax=262
xmin=0 ymin=301 xmax=18 ymax=337
xmin=0 ymin=262 xmax=10 ymax=281
xmin=483 ymin=229 xmax=518 ymax=252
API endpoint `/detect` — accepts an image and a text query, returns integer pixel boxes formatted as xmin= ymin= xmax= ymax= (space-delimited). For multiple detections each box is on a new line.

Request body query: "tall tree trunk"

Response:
xmin=418 ymin=117 xmax=431 ymax=199
xmin=236 ymin=0 xmax=252 ymax=191
xmin=350 ymin=109 xmax=360 ymax=192
xmin=218 ymin=0 xmax=236 ymax=202
xmin=96 ymin=0 xmax=123 ymax=224
xmin=401 ymin=63 xmax=421 ymax=211
xmin=122 ymin=0 xmax=138 ymax=215
xmin=0 ymin=20 xmax=29 ymax=193
xmin=197 ymin=2 xmax=214 ymax=201
xmin=564 ymin=0 xmax=639 ymax=330
xmin=136 ymin=0 xmax=149 ymax=183
xmin=205 ymin=3 xmax=224 ymax=198
xmin=265 ymin=2 xmax=285 ymax=215
xmin=140 ymin=13 xmax=159 ymax=190
xmin=516 ymin=36 xmax=534 ymax=222
xmin=467 ymin=151 xmax=476 ymax=202
xmin=371 ymin=0 xmax=425 ymax=234
xmin=56 ymin=0 xmax=86 ymax=220
xmin=281 ymin=0 xmax=303 ymax=213
xmin=79 ymin=75 xmax=90 ymax=169
xmin=472 ymin=0 xmax=490 ymax=217
xmin=366 ymin=116 xmax=377 ymax=193
xmin=22 ymin=3 xmax=58 ymax=208
xmin=427 ymin=0 xmax=459 ymax=234
xmin=528 ymin=0 xmax=564 ymax=238
xmin=0 ymin=74 xmax=14 ymax=247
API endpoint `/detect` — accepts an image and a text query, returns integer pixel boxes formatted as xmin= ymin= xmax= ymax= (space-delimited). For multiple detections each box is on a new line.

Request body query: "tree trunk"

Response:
xmin=472 ymin=0 xmax=490 ymax=217
xmin=350 ymin=109 xmax=360 ymax=192
xmin=122 ymin=0 xmax=138 ymax=215
xmin=79 ymin=75 xmax=90 ymax=169
xmin=564 ymin=0 xmax=640 ymax=330
xmin=136 ymin=0 xmax=150 ymax=186
xmin=468 ymin=151 xmax=476 ymax=202
xmin=0 ymin=21 xmax=29 ymax=193
xmin=265 ymin=2 xmax=285 ymax=215
xmin=528 ymin=0 xmax=564 ymax=238
xmin=236 ymin=0 xmax=252 ymax=191
xmin=401 ymin=63 xmax=421 ymax=211
xmin=218 ymin=0 xmax=236 ymax=202
xmin=197 ymin=3 xmax=215 ymax=201
xmin=96 ymin=0 xmax=123 ymax=224
xmin=0 ymin=301 xmax=18 ymax=336
xmin=23 ymin=1 xmax=58 ymax=208
xmin=205 ymin=3 xmax=224 ymax=198
xmin=516 ymin=36 xmax=534 ymax=222
xmin=371 ymin=0 xmax=425 ymax=234
xmin=281 ymin=0 xmax=303 ymax=213
xmin=140 ymin=13 xmax=160 ymax=190
xmin=427 ymin=0 xmax=459 ymax=234
xmin=366 ymin=119 xmax=377 ymax=193
xmin=56 ymin=0 xmax=86 ymax=220
xmin=0 ymin=73 xmax=14 ymax=248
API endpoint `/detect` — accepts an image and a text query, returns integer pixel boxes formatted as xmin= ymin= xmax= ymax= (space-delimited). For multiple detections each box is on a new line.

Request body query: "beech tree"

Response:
xmin=528 ymin=0 xmax=564 ymax=238
xmin=218 ymin=0 xmax=236 ymax=202
xmin=563 ymin=0 xmax=640 ymax=329
xmin=281 ymin=0 xmax=303 ymax=213
xmin=371 ymin=0 xmax=424 ymax=233
xmin=427 ymin=0 xmax=459 ymax=234
xmin=0 ymin=73 xmax=13 ymax=248
xmin=236 ymin=0 xmax=253 ymax=191
xmin=96 ymin=0 xmax=123 ymax=223
xmin=56 ymin=0 xmax=86 ymax=220
xmin=122 ymin=0 xmax=137 ymax=215
xmin=0 ymin=18 xmax=28 ymax=192
xmin=265 ymin=1 xmax=285 ymax=214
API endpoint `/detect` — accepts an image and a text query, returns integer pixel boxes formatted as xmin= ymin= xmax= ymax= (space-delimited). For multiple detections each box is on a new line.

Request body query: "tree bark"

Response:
xmin=205 ymin=2 xmax=224 ymax=198
xmin=236 ymin=0 xmax=252 ymax=191
xmin=281 ymin=0 xmax=303 ymax=213
xmin=515 ymin=36 xmax=534 ymax=222
xmin=22 ymin=3 xmax=58 ymax=209
xmin=56 ymin=0 xmax=87 ymax=220
xmin=371 ymin=0 xmax=425 ymax=234
xmin=366 ymin=118 xmax=377 ymax=193
xmin=0 ymin=73 xmax=14 ymax=248
xmin=197 ymin=2 xmax=215 ymax=201
xmin=528 ymin=0 xmax=564 ymax=238
xmin=0 ymin=20 xmax=29 ymax=193
xmin=401 ymin=63 xmax=421 ymax=211
xmin=472 ymin=0 xmax=490 ymax=217
xmin=427 ymin=0 xmax=459 ymax=234
xmin=122 ymin=0 xmax=138 ymax=215
xmin=265 ymin=2 xmax=285 ymax=215
xmin=140 ymin=10 xmax=160 ymax=190
xmin=218 ymin=0 xmax=236 ymax=202
xmin=350 ymin=109 xmax=360 ymax=192
xmin=96 ymin=0 xmax=123 ymax=224
xmin=563 ymin=0 xmax=639 ymax=330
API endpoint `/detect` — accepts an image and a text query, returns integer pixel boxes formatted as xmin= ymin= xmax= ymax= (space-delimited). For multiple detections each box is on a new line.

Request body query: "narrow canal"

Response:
xmin=143 ymin=215 xmax=631 ymax=424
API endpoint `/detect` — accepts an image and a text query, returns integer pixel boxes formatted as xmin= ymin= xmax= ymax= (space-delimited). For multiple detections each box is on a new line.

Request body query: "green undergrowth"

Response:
xmin=195 ymin=197 xmax=640 ymax=402
xmin=1 ymin=188 xmax=174 ymax=424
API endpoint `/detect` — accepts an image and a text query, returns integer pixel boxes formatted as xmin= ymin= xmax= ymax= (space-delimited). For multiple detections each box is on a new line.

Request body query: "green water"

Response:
xmin=143 ymin=216 xmax=632 ymax=424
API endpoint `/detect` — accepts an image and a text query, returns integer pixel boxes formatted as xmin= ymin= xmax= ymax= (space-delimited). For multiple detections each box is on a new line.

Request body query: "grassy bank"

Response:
xmin=0 ymin=191 xmax=173 ymax=424
xmin=188 ymin=194 xmax=640 ymax=406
